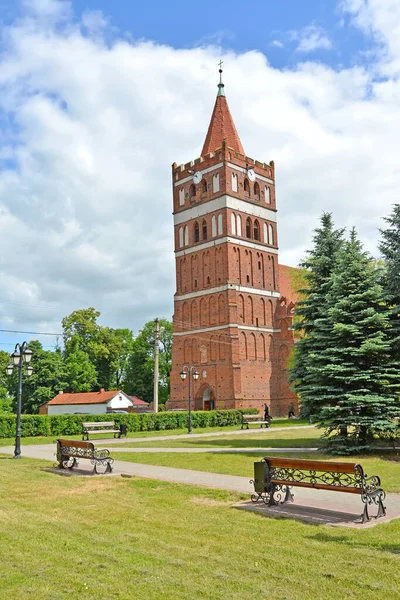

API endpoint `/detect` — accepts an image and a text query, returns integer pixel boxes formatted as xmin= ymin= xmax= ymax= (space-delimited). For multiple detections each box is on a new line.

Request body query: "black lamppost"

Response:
xmin=6 ymin=342 xmax=33 ymax=459
xmin=179 ymin=366 xmax=199 ymax=434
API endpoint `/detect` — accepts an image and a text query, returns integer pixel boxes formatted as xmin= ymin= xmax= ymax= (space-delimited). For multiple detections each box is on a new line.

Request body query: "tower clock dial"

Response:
xmin=247 ymin=168 xmax=256 ymax=182
xmin=193 ymin=171 xmax=203 ymax=184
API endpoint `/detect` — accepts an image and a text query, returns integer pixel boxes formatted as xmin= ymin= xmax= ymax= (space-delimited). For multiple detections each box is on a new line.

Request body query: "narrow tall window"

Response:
xmin=254 ymin=182 xmax=260 ymax=200
xmin=202 ymin=220 xmax=207 ymax=241
xmin=179 ymin=227 xmax=184 ymax=248
xmin=217 ymin=213 xmax=223 ymax=235
xmin=237 ymin=214 xmax=242 ymax=237
xmin=254 ymin=220 xmax=260 ymax=241
xmin=246 ymin=217 xmax=252 ymax=239
xmin=231 ymin=172 xmax=238 ymax=192
xmin=265 ymin=186 xmax=271 ymax=204
xmin=212 ymin=215 xmax=217 ymax=237
xmin=184 ymin=225 xmax=189 ymax=246
xmin=189 ymin=184 xmax=196 ymax=199
xmin=202 ymin=180 xmax=207 ymax=193
xmin=231 ymin=213 xmax=237 ymax=235
xmin=213 ymin=174 xmax=220 ymax=193
xmin=264 ymin=222 xmax=269 ymax=244
xmin=179 ymin=188 xmax=185 ymax=206
xmin=269 ymin=224 xmax=274 ymax=245
xmin=244 ymin=178 xmax=250 ymax=194
xmin=194 ymin=222 xmax=200 ymax=243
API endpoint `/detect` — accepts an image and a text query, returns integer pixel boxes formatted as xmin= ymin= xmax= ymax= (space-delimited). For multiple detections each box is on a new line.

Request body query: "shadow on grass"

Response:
xmin=173 ymin=437 xmax=324 ymax=449
xmin=308 ymin=531 xmax=400 ymax=555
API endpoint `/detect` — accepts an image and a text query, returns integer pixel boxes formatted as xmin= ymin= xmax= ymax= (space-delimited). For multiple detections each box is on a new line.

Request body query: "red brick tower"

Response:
xmin=168 ymin=68 xmax=295 ymax=416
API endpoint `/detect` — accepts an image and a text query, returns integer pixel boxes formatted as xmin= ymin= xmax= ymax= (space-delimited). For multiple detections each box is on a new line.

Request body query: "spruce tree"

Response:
xmin=316 ymin=229 xmax=400 ymax=453
xmin=379 ymin=204 xmax=400 ymax=360
xmin=289 ymin=213 xmax=344 ymax=419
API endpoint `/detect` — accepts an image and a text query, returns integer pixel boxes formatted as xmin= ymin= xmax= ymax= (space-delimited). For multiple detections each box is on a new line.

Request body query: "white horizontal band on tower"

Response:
xmin=174 ymin=194 xmax=277 ymax=224
xmin=174 ymin=235 xmax=279 ymax=257
xmin=175 ymin=284 xmax=281 ymax=301
xmin=173 ymin=324 xmax=280 ymax=336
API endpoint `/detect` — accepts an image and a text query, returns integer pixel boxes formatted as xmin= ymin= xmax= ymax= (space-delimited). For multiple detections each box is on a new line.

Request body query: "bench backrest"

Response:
xmin=264 ymin=457 xmax=360 ymax=474
xmin=82 ymin=421 xmax=115 ymax=428
xmin=242 ymin=414 xmax=260 ymax=419
xmin=57 ymin=439 xmax=95 ymax=458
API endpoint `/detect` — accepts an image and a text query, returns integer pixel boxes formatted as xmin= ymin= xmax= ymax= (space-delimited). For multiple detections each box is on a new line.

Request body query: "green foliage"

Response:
xmin=0 ymin=409 xmax=246 ymax=438
xmin=379 ymin=203 xmax=400 ymax=359
xmin=289 ymin=213 xmax=345 ymax=417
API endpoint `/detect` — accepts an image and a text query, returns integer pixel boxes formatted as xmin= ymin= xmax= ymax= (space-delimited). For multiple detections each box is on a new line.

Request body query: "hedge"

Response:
xmin=0 ymin=408 xmax=258 ymax=439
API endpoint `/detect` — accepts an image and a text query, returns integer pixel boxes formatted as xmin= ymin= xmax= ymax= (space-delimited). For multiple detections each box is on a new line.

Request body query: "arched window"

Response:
xmin=184 ymin=225 xmax=189 ymax=246
xmin=179 ymin=227 xmax=184 ymax=248
xmin=265 ymin=186 xmax=271 ymax=204
xmin=212 ymin=215 xmax=217 ymax=237
xmin=254 ymin=182 xmax=260 ymax=200
xmin=231 ymin=172 xmax=238 ymax=192
xmin=246 ymin=217 xmax=252 ymax=239
xmin=254 ymin=220 xmax=260 ymax=241
xmin=202 ymin=180 xmax=207 ymax=193
xmin=240 ymin=332 xmax=247 ymax=359
xmin=231 ymin=213 xmax=237 ymax=235
xmin=213 ymin=174 xmax=220 ymax=193
xmin=269 ymin=224 xmax=274 ymax=245
xmin=218 ymin=213 xmax=223 ymax=235
xmin=244 ymin=178 xmax=250 ymax=194
xmin=202 ymin=220 xmax=207 ymax=241
xmin=237 ymin=214 xmax=242 ymax=237
xmin=264 ymin=222 xmax=269 ymax=244
xmin=194 ymin=222 xmax=200 ymax=243
xmin=179 ymin=188 xmax=185 ymax=206
xmin=189 ymin=184 xmax=196 ymax=199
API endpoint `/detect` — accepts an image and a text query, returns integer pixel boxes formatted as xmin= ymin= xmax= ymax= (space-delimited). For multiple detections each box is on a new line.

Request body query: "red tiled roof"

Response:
xmin=279 ymin=264 xmax=300 ymax=305
xmin=47 ymin=390 xmax=121 ymax=405
xmin=201 ymin=95 xmax=244 ymax=156
xmin=130 ymin=396 xmax=148 ymax=406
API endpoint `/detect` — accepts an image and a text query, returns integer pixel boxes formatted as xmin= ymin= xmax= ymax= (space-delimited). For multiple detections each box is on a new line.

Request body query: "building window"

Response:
xmin=189 ymin=184 xmax=196 ymax=199
xmin=212 ymin=215 xmax=217 ymax=237
xmin=231 ymin=172 xmax=238 ymax=192
xmin=264 ymin=222 xmax=269 ymax=244
xmin=207 ymin=275 xmax=210 ymax=285
xmin=179 ymin=227 xmax=184 ymax=248
xmin=179 ymin=188 xmax=185 ymax=206
xmin=202 ymin=180 xmax=207 ymax=193
xmin=269 ymin=224 xmax=274 ymax=245
xmin=237 ymin=214 xmax=242 ymax=237
xmin=184 ymin=225 xmax=189 ymax=246
xmin=231 ymin=213 xmax=236 ymax=235
xmin=254 ymin=182 xmax=260 ymax=200
xmin=213 ymin=174 xmax=220 ymax=193
xmin=218 ymin=213 xmax=223 ymax=235
xmin=194 ymin=222 xmax=200 ymax=243
xmin=202 ymin=220 xmax=207 ymax=241
xmin=254 ymin=220 xmax=260 ymax=241
xmin=244 ymin=178 xmax=250 ymax=194
xmin=265 ymin=186 xmax=271 ymax=204
xmin=246 ymin=217 xmax=252 ymax=239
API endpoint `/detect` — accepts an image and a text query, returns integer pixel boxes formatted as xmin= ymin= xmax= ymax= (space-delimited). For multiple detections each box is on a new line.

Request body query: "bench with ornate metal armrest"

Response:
xmin=241 ymin=414 xmax=271 ymax=429
xmin=250 ymin=457 xmax=386 ymax=524
xmin=56 ymin=439 xmax=114 ymax=474
xmin=82 ymin=421 xmax=126 ymax=441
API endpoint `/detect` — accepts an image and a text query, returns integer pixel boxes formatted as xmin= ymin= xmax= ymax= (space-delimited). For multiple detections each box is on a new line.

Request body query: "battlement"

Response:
xmin=172 ymin=142 xmax=275 ymax=181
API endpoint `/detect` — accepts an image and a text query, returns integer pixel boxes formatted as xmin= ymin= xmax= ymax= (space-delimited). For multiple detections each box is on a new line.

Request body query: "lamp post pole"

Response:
xmin=6 ymin=342 xmax=33 ymax=459
xmin=180 ymin=365 xmax=199 ymax=434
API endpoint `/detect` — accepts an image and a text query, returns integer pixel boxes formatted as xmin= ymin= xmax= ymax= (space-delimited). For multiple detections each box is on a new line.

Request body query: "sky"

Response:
xmin=0 ymin=0 xmax=400 ymax=352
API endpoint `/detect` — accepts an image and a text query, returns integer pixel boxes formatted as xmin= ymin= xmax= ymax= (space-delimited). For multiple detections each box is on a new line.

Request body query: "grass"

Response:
xmin=112 ymin=450 xmax=400 ymax=493
xmin=0 ymin=457 xmax=399 ymax=599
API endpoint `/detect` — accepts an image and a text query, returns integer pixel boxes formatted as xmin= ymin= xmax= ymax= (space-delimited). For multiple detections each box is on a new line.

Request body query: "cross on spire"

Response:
xmin=217 ymin=60 xmax=225 ymax=97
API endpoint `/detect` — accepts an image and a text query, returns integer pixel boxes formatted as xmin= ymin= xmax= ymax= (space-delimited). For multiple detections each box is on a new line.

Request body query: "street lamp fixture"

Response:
xmin=180 ymin=365 xmax=199 ymax=434
xmin=6 ymin=342 xmax=34 ymax=459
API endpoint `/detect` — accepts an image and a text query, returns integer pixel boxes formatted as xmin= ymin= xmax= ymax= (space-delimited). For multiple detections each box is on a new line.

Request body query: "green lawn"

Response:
xmin=113 ymin=450 xmax=400 ymax=493
xmin=113 ymin=426 xmax=321 ymax=449
xmin=0 ymin=457 xmax=399 ymax=600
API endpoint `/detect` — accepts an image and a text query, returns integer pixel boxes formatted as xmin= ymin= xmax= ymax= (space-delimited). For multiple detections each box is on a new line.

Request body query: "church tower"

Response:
xmin=169 ymin=68 xmax=295 ymax=415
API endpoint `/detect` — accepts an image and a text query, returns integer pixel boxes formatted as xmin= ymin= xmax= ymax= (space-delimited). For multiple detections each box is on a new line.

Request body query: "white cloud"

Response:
xmin=271 ymin=40 xmax=284 ymax=49
xmin=291 ymin=25 xmax=333 ymax=53
xmin=0 ymin=0 xmax=400 ymax=337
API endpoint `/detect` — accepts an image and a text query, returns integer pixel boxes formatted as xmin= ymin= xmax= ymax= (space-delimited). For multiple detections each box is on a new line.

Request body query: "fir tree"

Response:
xmin=379 ymin=204 xmax=400 ymax=358
xmin=316 ymin=229 xmax=400 ymax=453
xmin=289 ymin=213 xmax=344 ymax=419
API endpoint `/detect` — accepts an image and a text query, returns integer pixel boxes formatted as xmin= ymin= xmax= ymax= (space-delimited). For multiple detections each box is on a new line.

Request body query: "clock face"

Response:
xmin=193 ymin=171 xmax=202 ymax=184
xmin=247 ymin=169 xmax=256 ymax=182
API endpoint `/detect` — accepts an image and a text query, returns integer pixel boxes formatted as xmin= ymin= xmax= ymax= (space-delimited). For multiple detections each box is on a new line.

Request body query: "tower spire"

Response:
xmin=201 ymin=63 xmax=244 ymax=156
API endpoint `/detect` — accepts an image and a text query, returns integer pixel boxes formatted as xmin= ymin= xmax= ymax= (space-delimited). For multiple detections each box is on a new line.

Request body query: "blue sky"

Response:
xmin=0 ymin=0 xmax=398 ymax=353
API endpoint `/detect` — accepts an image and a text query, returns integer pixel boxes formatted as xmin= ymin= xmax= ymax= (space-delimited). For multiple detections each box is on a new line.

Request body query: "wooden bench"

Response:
xmin=56 ymin=439 xmax=114 ymax=474
xmin=82 ymin=421 xmax=125 ymax=441
xmin=241 ymin=414 xmax=271 ymax=429
xmin=250 ymin=457 xmax=386 ymax=523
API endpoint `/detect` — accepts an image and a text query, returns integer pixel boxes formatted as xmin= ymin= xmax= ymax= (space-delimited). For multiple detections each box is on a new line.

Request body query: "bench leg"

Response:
xmin=361 ymin=502 xmax=370 ymax=524
xmin=376 ymin=495 xmax=386 ymax=519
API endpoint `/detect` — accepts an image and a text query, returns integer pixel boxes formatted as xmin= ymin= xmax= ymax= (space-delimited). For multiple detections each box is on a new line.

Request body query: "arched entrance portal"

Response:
xmin=202 ymin=387 xmax=215 ymax=411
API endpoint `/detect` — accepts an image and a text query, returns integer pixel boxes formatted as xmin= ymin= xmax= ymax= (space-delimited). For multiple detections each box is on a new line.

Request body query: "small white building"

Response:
xmin=42 ymin=389 xmax=145 ymax=415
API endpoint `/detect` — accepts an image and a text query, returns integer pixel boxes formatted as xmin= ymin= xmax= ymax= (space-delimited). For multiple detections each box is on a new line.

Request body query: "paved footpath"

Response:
xmin=2 ymin=425 xmax=399 ymax=528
